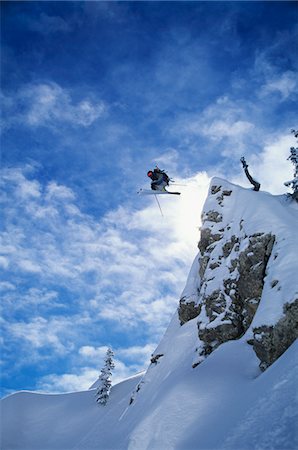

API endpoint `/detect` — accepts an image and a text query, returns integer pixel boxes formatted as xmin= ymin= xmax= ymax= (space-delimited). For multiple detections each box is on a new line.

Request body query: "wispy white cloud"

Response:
xmin=37 ymin=368 xmax=99 ymax=393
xmin=7 ymin=316 xmax=72 ymax=354
xmin=1 ymin=311 xmax=94 ymax=372
xmin=79 ymin=345 xmax=109 ymax=359
xmin=2 ymin=287 xmax=61 ymax=311
xmin=0 ymin=257 xmax=9 ymax=269
xmin=117 ymin=344 xmax=156 ymax=361
xmin=167 ymin=94 xmax=260 ymax=160
xmin=252 ymin=27 xmax=298 ymax=102
xmin=260 ymin=71 xmax=298 ymax=101
xmin=27 ymin=12 xmax=75 ymax=35
xmin=2 ymin=82 xmax=107 ymax=130
xmin=79 ymin=343 xmax=156 ymax=371
xmin=202 ymin=119 xmax=254 ymax=141
xmin=154 ymin=149 xmax=180 ymax=174
xmin=17 ymin=259 xmax=43 ymax=274
xmin=38 ymin=342 xmax=155 ymax=393
xmin=0 ymin=281 xmax=15 ymax=291
xmin=37 ymin=359 xmax=141 ymax=393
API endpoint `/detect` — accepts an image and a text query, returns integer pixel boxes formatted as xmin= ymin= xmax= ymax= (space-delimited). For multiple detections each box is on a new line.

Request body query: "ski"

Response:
xmin=138 ymin=189 xmax=181 ymax=196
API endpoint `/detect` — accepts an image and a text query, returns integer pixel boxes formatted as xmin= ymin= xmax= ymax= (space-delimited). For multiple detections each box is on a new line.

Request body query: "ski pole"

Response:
xmin=154 ymin=195 xmax=164 ymax=217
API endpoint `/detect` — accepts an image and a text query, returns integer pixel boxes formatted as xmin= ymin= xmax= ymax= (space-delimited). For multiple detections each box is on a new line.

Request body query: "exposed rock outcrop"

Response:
xmin=178 ymin=179 xmax=297 ymax=372
xmin=249 ymin=300 xmax=298 ymax=370
xmin=179 ymin=299 xmax=201 ymax=325
xmin=197 ymin=231 xmax=275 ymax=355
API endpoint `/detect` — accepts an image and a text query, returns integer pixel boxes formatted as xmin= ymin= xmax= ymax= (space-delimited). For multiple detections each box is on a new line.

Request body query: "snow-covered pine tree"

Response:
xmin=284 ymin=129 xmax=298 ymax=201
xmin=96 ymin=348 xmax=115 ymax=406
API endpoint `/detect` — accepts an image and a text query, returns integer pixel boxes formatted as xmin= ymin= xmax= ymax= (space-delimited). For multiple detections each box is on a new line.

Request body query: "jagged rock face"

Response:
xmin=197 ymin=231 xmax=275 ymax=352
xmin=179 ymin=299 xmax=201 ymax=325
xmin=178 ymin=181 xmax=298 ymax=372
xmin=250 ymin=300 xmax=298 ymax=370
xmin=237 ymin=233 xmax=275 ymax=329
xmin=200 ymin=186 xmax=275 ymax=349
xmin=198 ymin=227 xmax=222 ymax=255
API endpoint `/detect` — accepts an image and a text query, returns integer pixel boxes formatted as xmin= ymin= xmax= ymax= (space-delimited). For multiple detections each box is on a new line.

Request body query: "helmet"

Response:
xmin=147 ymin=170 xmax=153 ymax=178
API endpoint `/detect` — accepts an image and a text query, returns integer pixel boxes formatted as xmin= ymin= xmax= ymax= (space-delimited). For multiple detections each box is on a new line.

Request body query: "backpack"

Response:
xmin=154 ymin=168 xmax=170 ymax=183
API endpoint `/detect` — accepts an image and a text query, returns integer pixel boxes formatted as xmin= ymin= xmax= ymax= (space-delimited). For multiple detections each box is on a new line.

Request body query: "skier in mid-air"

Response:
xmin=137 ymin=166 xmax=180 ymax=199
xmin=147 ymin=166 xmax=170 ymax=192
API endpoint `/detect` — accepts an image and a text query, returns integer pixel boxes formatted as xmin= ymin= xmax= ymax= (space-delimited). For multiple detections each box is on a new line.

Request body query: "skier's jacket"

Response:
xmin=151 ymin=168 xmax=170 ymax=186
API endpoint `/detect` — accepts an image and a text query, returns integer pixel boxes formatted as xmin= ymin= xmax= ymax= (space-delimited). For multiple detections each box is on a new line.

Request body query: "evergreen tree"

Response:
xmin=96 ymin=348 xmax=115 ymax=406
xmin=284 ymin=129 xmax=298 ymax=201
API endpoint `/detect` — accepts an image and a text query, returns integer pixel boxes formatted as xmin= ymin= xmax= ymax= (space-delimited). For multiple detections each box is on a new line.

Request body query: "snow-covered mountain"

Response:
xmin=1 ymin=178 xmax=298 ymax=450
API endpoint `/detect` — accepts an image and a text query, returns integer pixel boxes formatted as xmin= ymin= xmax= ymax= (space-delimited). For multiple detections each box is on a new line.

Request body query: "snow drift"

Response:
xmin=1 ymin=178 xmax=297 ymax=450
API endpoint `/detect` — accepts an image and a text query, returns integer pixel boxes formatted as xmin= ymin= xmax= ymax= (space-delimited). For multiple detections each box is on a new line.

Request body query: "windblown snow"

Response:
xmin=1 ymin=178 xmax=297 ymax=450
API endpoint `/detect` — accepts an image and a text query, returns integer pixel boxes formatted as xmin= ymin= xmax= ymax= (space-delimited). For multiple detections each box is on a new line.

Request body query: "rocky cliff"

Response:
xmin=179 ymin=178 xmax=298 ymax=370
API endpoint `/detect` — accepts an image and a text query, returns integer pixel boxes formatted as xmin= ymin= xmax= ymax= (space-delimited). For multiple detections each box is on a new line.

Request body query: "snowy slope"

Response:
xmin=1 ymin=178 xmax=297 ymax=450
xmin=124 ymin=318 xmax=298 ymax=450
xmin=1 ymin=373 xmax=143 ymax=450
xmin=2 ymin=320 xmax=297 ymax=450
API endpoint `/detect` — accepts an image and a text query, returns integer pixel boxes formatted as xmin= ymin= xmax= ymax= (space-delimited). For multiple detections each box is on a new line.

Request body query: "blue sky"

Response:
xmin=1 ymin=1 xmax=297 ymax=396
